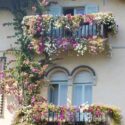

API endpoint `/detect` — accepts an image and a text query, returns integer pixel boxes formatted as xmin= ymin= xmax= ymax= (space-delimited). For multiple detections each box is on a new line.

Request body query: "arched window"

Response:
xmin=73 ymin=70 xmax=93 ymax=106
xmin=48 ymin=71 xmax=68 ymax=106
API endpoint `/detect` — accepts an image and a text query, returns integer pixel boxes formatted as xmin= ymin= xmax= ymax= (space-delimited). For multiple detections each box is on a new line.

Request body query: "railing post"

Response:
xmin=103 ymin=24 xmax=108 ymax=38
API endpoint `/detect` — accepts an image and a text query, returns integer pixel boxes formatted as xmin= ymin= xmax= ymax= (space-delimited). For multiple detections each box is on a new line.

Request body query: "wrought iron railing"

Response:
xmin=45 ymin=110 xmax=108 ymax=125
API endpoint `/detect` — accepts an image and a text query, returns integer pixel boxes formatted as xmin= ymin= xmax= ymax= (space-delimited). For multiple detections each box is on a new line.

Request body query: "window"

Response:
xmin=63 ymin=7 xmax=74 ymax=15
xmin=72 ymin=71 xmax=93 ymax=106
xmin=0 ymin=57 xmax=6 ymax=117
xmin=49 ymin=4 xmax=99 ymax=16
xmin=47 ymin=66 xmax=95 ymax=107
xmin=63 ymin=7 xmax=85 ymax=15
xmin=48 ymin=71 xmax=68 ymax=106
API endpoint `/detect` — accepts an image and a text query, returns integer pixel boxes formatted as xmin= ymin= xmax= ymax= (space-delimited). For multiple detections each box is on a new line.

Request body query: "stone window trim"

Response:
xmin=46 ymin=65 xmax=96 ymax=105
xmin=46 ymin=65 xmax=96 ymax=78
xmin=0 ymin=56 xmax=6 ymax=118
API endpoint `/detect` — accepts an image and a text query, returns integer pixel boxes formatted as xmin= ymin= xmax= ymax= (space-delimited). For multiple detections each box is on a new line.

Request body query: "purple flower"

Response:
xmin=31 ymin=96 xmax=36 ymax=104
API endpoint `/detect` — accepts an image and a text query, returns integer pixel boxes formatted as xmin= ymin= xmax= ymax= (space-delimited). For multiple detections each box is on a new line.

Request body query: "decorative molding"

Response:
xmin=46 ymin=65 xmax=96 ymax=78
xmin=112 ymin=46 xmax=125 ymax=49
xmin=71 ymin=65 xmax=96 ymax=76
xmin=46 ymin=66 xmax=70 ymax=77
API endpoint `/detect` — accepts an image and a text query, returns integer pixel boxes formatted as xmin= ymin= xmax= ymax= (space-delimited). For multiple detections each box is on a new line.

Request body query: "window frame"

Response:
xmin=63 ymin=6 xmax=85 ymax=15
xmin=72 ymin=70 xmax=94 ymax=106
xmin=46 ymin=66 xmax=96 ymax=106
xmin=48 ymin=71 xmax=68 ymax=106
xmin=49 ymin=80 xmax=68 ymax=106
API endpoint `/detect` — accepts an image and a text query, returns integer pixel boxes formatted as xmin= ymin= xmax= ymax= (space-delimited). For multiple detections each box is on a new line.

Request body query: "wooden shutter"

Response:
xmin=49 ymin=4 xmax=62 ymax=16
xmin=85 ymin=4 xmax=99 ymax=14
xmin=85 ymin=4 xmax=99 ymax=36
xmin=74 ymin=7 xmax=85 ymax=15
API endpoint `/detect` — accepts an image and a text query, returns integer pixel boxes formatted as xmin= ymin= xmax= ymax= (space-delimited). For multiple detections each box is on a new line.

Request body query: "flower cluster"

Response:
xmin=95 ymin=13 xmax=118 ymax=35
xmin=22 ymin=13 xmax=117 ymax=56
xmin=0 ymin=59 xmax=48 ymax=108
xmin=12 ymin=103 xmax=121 ymax=125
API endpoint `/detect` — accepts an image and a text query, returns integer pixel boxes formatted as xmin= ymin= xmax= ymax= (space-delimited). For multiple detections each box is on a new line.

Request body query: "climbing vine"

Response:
xmin=0 ymin=1 xmax=122 ymax=125
xmin=1 ymin=0 xmax=50 ymax=108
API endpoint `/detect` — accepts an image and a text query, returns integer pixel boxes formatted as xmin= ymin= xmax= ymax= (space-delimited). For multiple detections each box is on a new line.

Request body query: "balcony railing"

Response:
xmin=48 ymin=22 xmax=108 ymax=39
xmin=12 ymin=103 xmax=121 ymax=125
xmin=46 ymin=110 xmax=107 ymax=125
xmin=22 ymin=13 xmax=117 ymax=55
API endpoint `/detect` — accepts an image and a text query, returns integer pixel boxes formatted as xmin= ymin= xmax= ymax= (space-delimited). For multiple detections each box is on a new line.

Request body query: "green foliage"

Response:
xmin=3 ymin=0 xmax=49 ymax=106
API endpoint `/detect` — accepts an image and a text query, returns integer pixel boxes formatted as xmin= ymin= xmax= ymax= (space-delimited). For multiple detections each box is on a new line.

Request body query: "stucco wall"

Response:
xmin=0 ymin=10 xmax=16 ymax=125
xmin=0 ymin=10 xmax=17 ymax=54
xmin=46 ymin=0 xmax=125 ymax=124
xmin=1 ymin=0 xmax=125 ymax=124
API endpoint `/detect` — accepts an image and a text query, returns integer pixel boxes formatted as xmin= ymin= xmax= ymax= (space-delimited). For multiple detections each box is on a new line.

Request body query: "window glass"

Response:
xmin=63 ymin=8 xmax=74 ymax=15
xmin=49 ymin=71 xmax=68 ymax=106
xmin=73 ymin=71 xmax=93 ymax=106
xmin=63 ymin=7 xmax=85 ymax=15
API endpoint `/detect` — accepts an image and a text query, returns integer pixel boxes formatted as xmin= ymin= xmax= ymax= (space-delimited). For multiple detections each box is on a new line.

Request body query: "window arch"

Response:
xmin=74 ymin=70 xmax=93 ymax=84
xmin=50 ymin=71 xmax=68 ymax=82
xmin=48 ymin=69 xmax=68 ymax=106
xmin=72 ymin=69 xmax=94 ymax=106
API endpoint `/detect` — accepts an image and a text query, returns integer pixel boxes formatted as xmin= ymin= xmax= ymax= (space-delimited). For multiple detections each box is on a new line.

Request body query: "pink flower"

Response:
xmin=31 ymin=68 xmax=39 ymax=73
xmin=39 ymin=0 xmax=48 ymax=6
xmin=0 ymin=71 xmax=5 ymax=79
xmin=37 ymin=27 xmax=41 ymax=32
xmin=66 ymin=14 xmax=72 ymax=20
xmin=85 ymin=15 xmax=94 ymax=24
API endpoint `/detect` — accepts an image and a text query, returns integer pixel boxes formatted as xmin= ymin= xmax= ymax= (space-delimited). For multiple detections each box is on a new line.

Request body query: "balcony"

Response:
xmin=12 ymin=103 xmax=121 ymax=125
xmin=22 ymin=13 xmax=117 ymax=56
xmin=46 ymin=110 xmax=107 ymax=125
xmin=40 ymin=20 xmax=108 ymax=39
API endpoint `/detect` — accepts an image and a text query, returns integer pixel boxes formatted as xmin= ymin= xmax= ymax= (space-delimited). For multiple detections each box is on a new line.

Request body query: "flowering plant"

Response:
xmin=0 ymin=59 xmax=48 ymax=108
xmin=22 ymin=13 xmax=117 ymax=56
xmin=12 ymin=103 xmax=121 ymax=125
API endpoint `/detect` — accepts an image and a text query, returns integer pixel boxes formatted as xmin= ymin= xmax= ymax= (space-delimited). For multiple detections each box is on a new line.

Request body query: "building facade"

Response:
xmin=0 ymin=0 xmax=125 ymax=124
